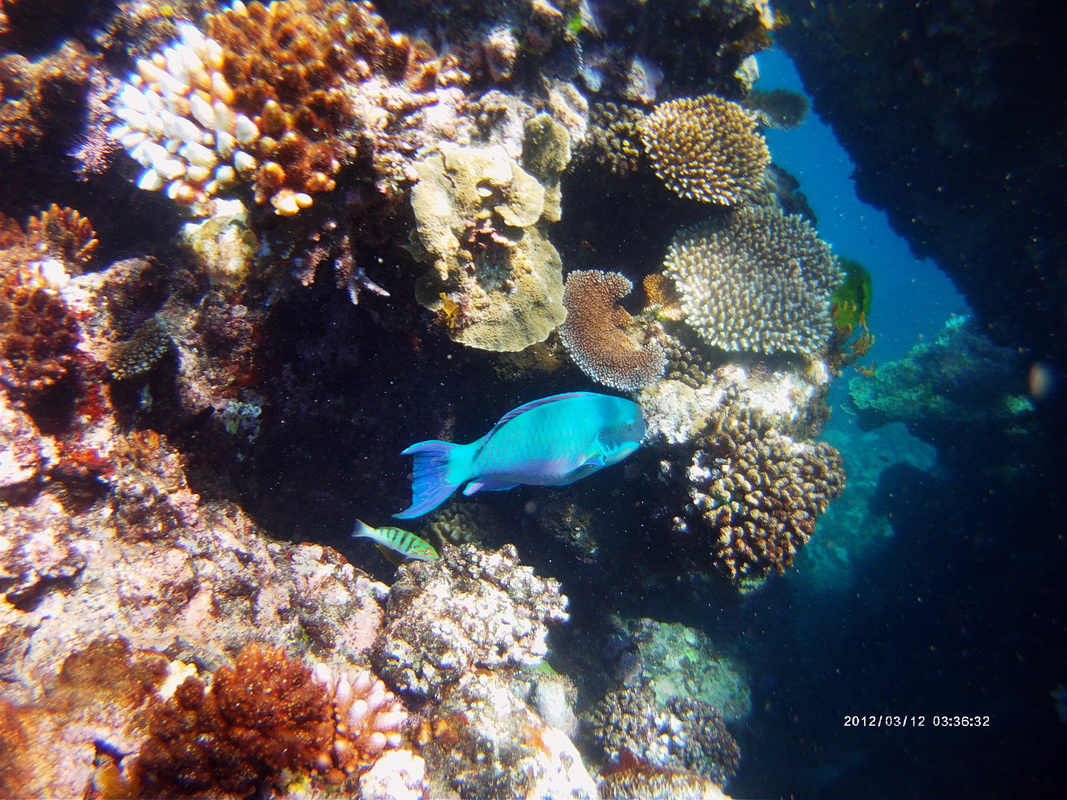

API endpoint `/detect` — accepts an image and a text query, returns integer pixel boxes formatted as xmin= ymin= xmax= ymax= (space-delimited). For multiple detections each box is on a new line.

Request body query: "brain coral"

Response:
xmin=560 ymin=269 xmax=666 ymax=391
xmin=641 ymin=94 xmax=769 ymax=205
xmin=678 ymin=405 xmax=845 ymax=592
xmin=663 ymin=206 xmax=843 ymax=356
xmin=112 ymin=0 xmax=439 ymax=214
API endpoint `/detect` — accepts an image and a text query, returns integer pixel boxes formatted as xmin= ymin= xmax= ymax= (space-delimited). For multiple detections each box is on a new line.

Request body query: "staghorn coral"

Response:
xmin=560 ymin=269 xmax=666 ymax=391
xmin=663 ymin=206 xmax=843 ymax=357
xmin=641 ymin=94 xmax=769 ymax=206
xmin=371 ymin=543 xmax=568 ymax=703
xmin=410 ymin=142 xmax=567 ymax=351
xmin=112 ymin=0 xmax=440 ymax=215
xmin=677 ymin=405 xmax=845 ymax=592
xmin=25 ymin=204 xmax=98 ymax=271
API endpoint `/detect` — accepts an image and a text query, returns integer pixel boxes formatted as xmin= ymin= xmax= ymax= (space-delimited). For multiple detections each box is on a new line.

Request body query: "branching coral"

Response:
xmin=112 ymin=0 xmax=440 ymax=214
xmin=560 ymin=269 xmax=666 ymax=391
xmin=677 ymin=405 xmax=845 ymax=592
xmin=663 ymin=206 xmax=843 ymax=356
xmin=641 ymin=94 xmax=769 ymax=205
xmin=107 ymin=315 xmax=171 ymax=380
xmin=586 ymin=101 xmax=647 ymax=177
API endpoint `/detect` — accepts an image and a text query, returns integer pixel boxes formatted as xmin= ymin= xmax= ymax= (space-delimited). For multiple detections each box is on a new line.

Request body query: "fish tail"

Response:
xmin=395 ymin=440 xmax=462 ymax=518
xmin=352 ymin=519 xmax=374 ymax=539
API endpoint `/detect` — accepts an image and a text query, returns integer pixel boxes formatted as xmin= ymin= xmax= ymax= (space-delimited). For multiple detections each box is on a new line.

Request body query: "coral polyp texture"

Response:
xmin=641 ymin=94 xmax=770 ymax=205
xmin=679 ymin=406 xmax=845 ymax=592
xmin=0 ymin=211 xmax=84 ymax=396
xmin=664 ymin=206 xmax=843 ymax=357
xmin=112 ymin=0 xmax=439 ymax=214
xmin=560 ymin=269 xmax=666 ymax=391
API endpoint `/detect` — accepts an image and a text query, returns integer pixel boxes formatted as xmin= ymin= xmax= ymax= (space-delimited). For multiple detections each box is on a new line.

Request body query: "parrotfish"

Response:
xmin=395 ymin=391 xmax=645 ymax=519
xmin=352 ymin=519 xmax=439 ymax=562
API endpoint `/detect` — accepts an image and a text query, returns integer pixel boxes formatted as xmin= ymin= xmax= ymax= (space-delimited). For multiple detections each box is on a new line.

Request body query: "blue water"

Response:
xmin=758 ymin=49 xmax=968 ymax=365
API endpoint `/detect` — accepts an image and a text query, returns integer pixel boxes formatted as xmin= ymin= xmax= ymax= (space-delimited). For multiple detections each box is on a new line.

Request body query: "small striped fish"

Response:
xmin=353 ymin=519 xmax=439 ymax=563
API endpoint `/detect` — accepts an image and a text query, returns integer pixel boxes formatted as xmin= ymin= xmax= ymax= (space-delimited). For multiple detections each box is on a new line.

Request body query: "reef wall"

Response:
xmin=774 ymin=0 xmax=1066 ymax=386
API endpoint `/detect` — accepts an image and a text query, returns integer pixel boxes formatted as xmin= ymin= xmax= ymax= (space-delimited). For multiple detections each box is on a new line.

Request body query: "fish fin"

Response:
xmin=372 ymin=541 xmax=406 ymax=567
xmin=395 ymin=440 xmax=461 ymax=518
xmin=583 ymin=451 xmax=606 ymax=467
xmin=463 ymin=478 xmax=519 ymax=496
xmin=483 ymin=392 xmax=597 ymax=440
xmin=352 ymin=519 xmax=375 ymax=539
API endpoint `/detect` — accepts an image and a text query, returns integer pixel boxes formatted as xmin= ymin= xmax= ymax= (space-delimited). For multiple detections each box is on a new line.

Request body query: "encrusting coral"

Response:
xmin=409 ymin=141 xmax=567 ymax=351
xmin=560 ymin=269 xmax=666 ymax=391
xmin=371 ymin=543 xmax=569 ymax=703
xmin=111 ymin=0 xmax=441 ymax=214
xmin=641 ymin=94 xmax=769 ymax=206
xmin=676 ymin=404 xmax=846 ymax=592
xmin=663 ymin=205 xmax=843 ymax=357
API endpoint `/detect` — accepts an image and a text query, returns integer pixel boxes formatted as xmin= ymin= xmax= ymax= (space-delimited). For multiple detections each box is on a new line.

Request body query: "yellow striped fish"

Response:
xmin=352 ymin=520 xmax=439 ymax=563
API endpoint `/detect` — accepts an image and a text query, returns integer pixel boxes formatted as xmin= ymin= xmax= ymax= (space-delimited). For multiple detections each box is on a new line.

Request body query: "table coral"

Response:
xmin=371 ymin=543 xmax=568 ymax=703
xmin=641 ymin=94 xmax=769 ymax=206
xmin=560 ymin=269 xmax=666 ymax=391
xmin=663 ymin=206 xmax=843 ymax=357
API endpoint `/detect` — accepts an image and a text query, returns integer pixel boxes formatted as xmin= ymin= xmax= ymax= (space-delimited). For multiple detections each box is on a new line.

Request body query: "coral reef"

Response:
xmin=663 ymin=206 xmax=843 ymax=357
xmin=584 ymin=678 xmax=740 ymax=787
xmin=560 ymin=269 xmax=666 ymax=391
xmin=409 ymin=141 xmax=567 ymax=351
xmin=422 ymin=501 xmax=497 ymax=548
xmin=674 ymin=404 xmax=846 ymax=592
xmin=112 ymin=0 xmax=441 ymax=214
xmin=371 ymin=543 xmax=568 ymax=703
xmin=420 ymin=669 xmax=597 ymax=799
xmin=106 ymin=315 xmax=171 ymax=380
xmin=132 ymin=642 xmax=336 ymax=796
xmin=0 ymin=211 xmax=83 ymax=399
xmin=585 ymin=101 xmax=646 ymax=177
xmin=641 ymin=94 xmax=769 ymax=206
xmin=599 ymin=753 xmax=729 ymax=800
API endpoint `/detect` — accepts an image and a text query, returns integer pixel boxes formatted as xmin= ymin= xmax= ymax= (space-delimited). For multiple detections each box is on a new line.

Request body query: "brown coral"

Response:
xmin=560 ymin=269 xmax=666 ymax=391
xmin=0 ymin=215 xmax=81 ymax=397
xmin=663 ymin=206 xmax=843 ymax=356
xmin=641 ymin=94 xmax=769 ymax=205
xmin=679 ymin=405 xmax=845 ymax=592
xmin=132 ymin=642 xmax=335 ymax=796
xmin=25 ymin=204 xmax=98 ymax=270
xmin=587 ymin=101 xmax=647 ymax=177
xmin=107 ymin=315 xmax=171 ymax=380
xmin=205 ymin=0 xmax=438 ymax=213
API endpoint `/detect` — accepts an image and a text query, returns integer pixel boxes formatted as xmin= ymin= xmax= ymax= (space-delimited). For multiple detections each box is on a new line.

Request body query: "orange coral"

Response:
xmin=132 ymin=642 xmax=335 ymax=796
xmin=26 ymin=204 xmax=98 ymax=270
xmin=0 ymin=213 xmax=82 ymax=397
xmin=560 ymin=270 xmax=666 ymax=391
xmin=204 ymin=0 xmax=438 ymax=213
xmin=641 ymin=94 xmax=769 ymax=205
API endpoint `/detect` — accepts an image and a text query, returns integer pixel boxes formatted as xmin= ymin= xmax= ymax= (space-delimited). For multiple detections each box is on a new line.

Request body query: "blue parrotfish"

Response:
xmin=352 ymin=519 xmax=439 ymax=562
xmin=395 ymin=391 xmax=645 ymax=519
